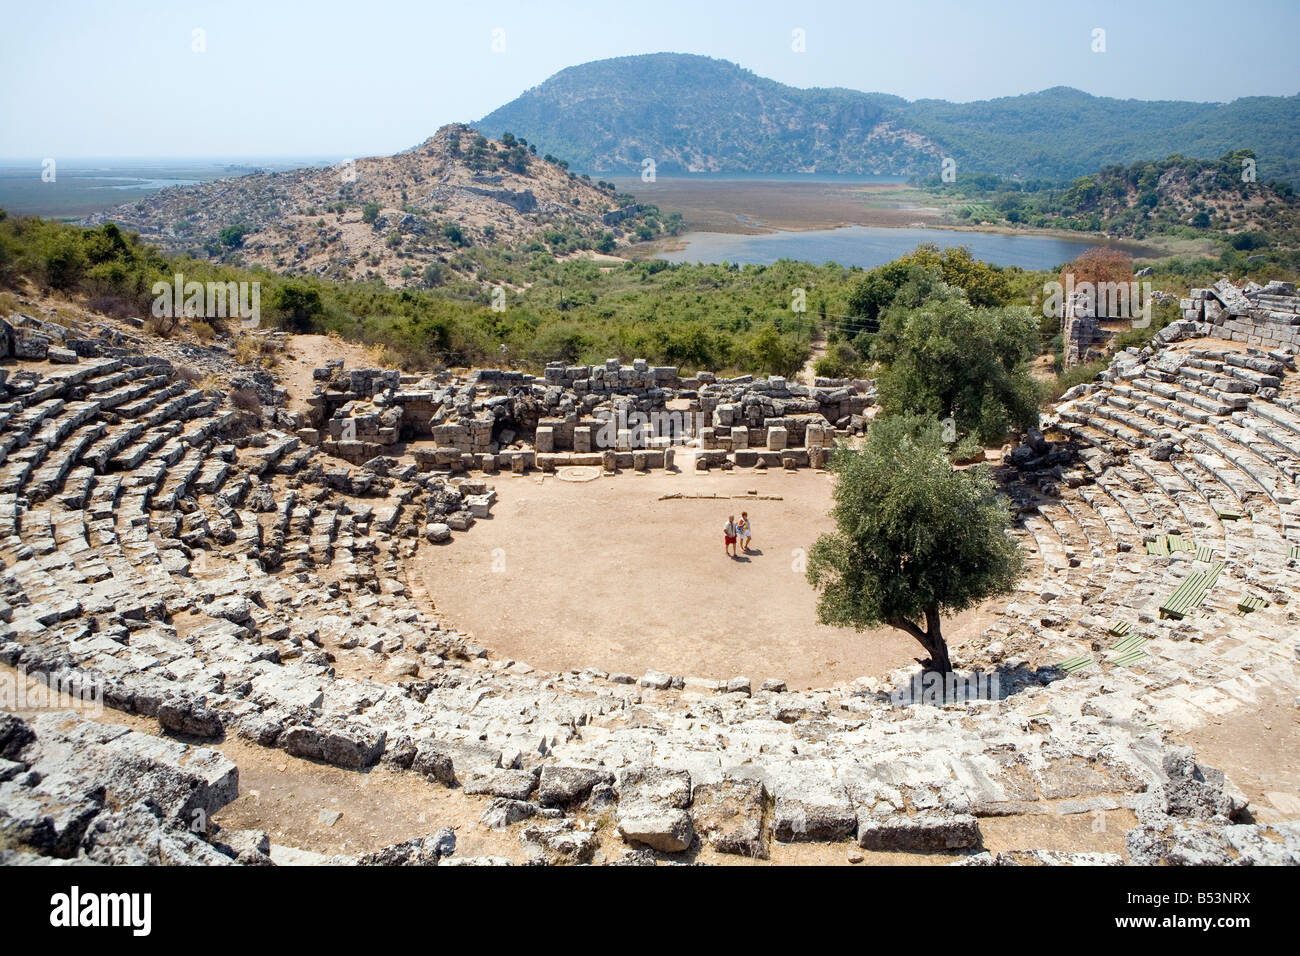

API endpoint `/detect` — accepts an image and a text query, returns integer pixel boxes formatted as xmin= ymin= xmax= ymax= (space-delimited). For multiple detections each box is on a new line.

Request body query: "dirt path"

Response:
xmin=278 ymin=333 xmax=389 ymax=413
xmin=799 ymin=329 xmax=828 ymax=386
xmin=411 ymin=467 xmax=998 ymax=688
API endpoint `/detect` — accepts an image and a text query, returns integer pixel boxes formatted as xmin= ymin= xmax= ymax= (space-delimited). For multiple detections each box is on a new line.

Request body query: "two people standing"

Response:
xmin=723 ymin=512 xmax=753 ymax=557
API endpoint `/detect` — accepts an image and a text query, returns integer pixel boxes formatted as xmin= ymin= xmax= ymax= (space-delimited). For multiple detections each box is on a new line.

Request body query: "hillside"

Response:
xmin=81 ymin=125 xmax=671 ymax=287
xmin=478 ymin=54 xmax=1300 ymax=184
xmin=929 ymin=151 xmax=1300 ymax=248
xmin=479 ymin=54 xmax=926 ymax=175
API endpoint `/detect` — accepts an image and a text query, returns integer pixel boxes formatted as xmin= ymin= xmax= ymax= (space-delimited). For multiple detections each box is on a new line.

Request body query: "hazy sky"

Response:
xmin=2 ymin=0 xmax=1298 ymax=159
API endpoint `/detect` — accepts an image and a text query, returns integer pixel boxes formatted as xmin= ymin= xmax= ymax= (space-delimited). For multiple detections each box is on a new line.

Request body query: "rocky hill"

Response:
xmin=935 ymin=151 xmax=1300 ymax=243
xmin=82 ymin=125 xmax=662 ymax=287
xmin=1053 ymin=152 xmax=1300 ymax=239
xmin=479 ymin=54 xmax=928 ymax=176
xmin=478 ymin=54 xmax=1300 ymax=184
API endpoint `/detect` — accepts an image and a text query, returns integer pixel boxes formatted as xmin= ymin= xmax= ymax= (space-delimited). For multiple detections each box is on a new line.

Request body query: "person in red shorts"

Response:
xmin=723 ymin=515 xmax=738 ymax=557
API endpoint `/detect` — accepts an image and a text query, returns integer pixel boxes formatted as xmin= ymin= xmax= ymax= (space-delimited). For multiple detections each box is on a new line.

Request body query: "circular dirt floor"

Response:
xmin=414 ymin=467 xmax=1000 ymax=688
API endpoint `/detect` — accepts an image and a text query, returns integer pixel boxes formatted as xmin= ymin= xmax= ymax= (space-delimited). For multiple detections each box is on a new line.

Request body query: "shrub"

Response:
xmin=268 ymin=282 xmax=324 ymax=333
xmin=39 ymin=231 xmax=88 ymax=290
xmin=814 ymin=342 xmax=865 ymax=380
xmin=229 ymin=388 xmax=261 ymax=412
xmin=1043 ymin=359 xmax=1108 ymax=401
xmin=872 ymin=278 xmax=1040 ymax=445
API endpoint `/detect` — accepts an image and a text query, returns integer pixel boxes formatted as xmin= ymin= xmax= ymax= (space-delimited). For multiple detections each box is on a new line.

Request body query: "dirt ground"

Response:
xmin=278 ymin=333 xmax=390 ymax=414
xmin=1180 ymin=687 xmax=1300 ymax=823
xmin=412 ymin=466 xmax=998 ymax=688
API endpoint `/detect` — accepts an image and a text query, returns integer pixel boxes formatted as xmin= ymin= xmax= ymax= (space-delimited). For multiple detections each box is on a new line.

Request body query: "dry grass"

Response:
xmin=172 ymin=365 xmax=203 ymax=386
xmin=229 ymin=388 xmax=262 ymax=413
xmin=145 ymin=315 xmax=182 ymax=338
xmin=234 ymin=334 xmax=282 ymax=369
xmin=48 ymin=306 xmax=81 ymax=328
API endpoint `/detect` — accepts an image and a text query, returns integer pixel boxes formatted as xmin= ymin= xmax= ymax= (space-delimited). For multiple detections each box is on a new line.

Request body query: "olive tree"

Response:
xmin=806 ymin=415 xmax=1024 ymax=673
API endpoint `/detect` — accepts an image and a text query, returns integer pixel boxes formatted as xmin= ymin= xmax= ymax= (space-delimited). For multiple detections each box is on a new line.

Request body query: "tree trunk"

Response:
xmin=891 ymin=606 xmax=953 ymax=674
xmin=921 ymin=606 xmax=952 ymax=674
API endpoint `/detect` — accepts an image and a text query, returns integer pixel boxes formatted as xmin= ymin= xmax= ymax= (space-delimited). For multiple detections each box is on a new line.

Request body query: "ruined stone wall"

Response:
xmin=308 ymin=357 xmax=876 ymax=474
xmin=1185 ymin=279 xmax=1300 ymax=352
xmin=1061 ymin=291 xmax=1104 ymax=367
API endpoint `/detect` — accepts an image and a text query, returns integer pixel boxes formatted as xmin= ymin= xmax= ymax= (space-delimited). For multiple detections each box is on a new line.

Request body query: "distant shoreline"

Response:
xmin=610 ymin=177 xmax=1190 ymax=260
xmin=633 ymin=221 xmax=1174 ymax=264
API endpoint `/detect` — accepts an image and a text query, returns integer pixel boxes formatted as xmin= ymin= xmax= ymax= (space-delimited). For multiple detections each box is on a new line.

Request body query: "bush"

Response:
xmin=813 ymin=342 xmax=864 ymax=379
xmin=362 ymin=202 xmax=381 ymax=224
xmin=39 ymin=231 xmax=88 ymax=290
xmin=269 ymin=282 xmax=324 ymax=333
xmin=218 ymin=224 xmax=249 ymax=249
xmin=229 ymin=388 xmax=261 ymax=412
xmin=1043 ymin=359 xmax=1107 ymax=401
xmin=847 ymin=244 xmax=1013 ymax=330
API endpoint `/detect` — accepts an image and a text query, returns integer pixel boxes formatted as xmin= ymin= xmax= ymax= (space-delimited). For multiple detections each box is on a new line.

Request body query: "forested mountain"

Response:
xmin=478 ymin=54 xmax=1300 ymax=184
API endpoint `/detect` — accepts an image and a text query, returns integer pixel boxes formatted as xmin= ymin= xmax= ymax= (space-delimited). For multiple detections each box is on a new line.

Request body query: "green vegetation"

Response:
xmin=827 ymin=245 xmax=1041 ymax=441
xmin=806 ymin=415 xmax=1025 ymax=674
xmin=845 ymin=244 xmax=1015 ymax=326
xmin=7 ymin=209 xmax=1292 ymax=449
xmin=0 ymin=211 xmax=834 ymax=375
xmin=920 ymin=152 xmax=1300 ymax=265
xmin=872 ymin=281 xmax=1040 ymax=445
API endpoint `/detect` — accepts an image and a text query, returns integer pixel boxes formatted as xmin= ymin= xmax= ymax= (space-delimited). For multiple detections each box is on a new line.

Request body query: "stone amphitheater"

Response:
xmin=0 ymin=278 xmax=1298 ymax=866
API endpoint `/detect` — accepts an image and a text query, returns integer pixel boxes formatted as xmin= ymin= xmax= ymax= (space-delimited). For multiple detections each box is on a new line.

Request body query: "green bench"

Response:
xmin=1160 ymin=561 xmax=1225 ymax=619
xmin=1055 ymin=655 xmax=1096 ymax=674
xmin=1147 ymin=534 xmax=1197 ymax=557
xmin=1237 ymin=594 xmax=1266 ymax=615
xmin=1107 ymin=633 xmax=1150 ymax=667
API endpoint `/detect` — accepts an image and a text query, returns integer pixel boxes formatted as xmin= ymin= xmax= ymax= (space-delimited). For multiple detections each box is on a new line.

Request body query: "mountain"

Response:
xmin=478 ymin=54 xmax=1300 ymax=184
xmin=81 ymin=125 xmax=668 ymax=287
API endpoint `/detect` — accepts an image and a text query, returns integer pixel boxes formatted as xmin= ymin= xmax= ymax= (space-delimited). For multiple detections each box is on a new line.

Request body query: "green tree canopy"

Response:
xmin=269 ymin=282 xmax=324 ymax=332
xmin=846 ymin=243 xmax=1013 ymax=327
xmin=870 ymin=275 xmax=1041 ymax=445
xmin=806 ymin=415 xmax=1025 ymax=673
